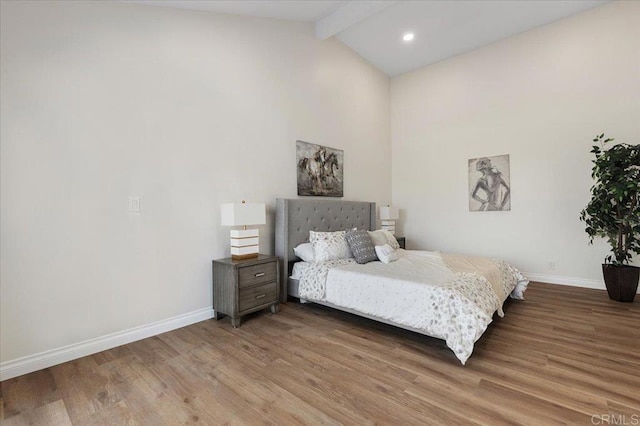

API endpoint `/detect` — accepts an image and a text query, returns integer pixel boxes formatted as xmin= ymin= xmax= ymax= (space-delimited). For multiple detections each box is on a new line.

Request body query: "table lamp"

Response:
xmin=221 ymin=201 xmax=266 ymax=260
xmin=379 ymin=205 xmax=399 ymax=235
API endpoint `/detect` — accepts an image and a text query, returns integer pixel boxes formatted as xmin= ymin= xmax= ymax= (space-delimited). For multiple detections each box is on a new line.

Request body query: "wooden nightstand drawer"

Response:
xmin=239 ymin=281 xmax=278 ymax=312
xmin=238 ymin=262 xmax=277 ymax=288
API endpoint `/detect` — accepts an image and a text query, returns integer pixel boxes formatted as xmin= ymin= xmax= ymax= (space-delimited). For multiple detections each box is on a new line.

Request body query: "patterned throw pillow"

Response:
xmin=310 ymin=230 xmax=353 ymax=262
xmin=368 ymin=229 xmax=400 ymax=249
xmin=381 ymin=229 xmax=401 ymax=249
xmin=345 ymin=230 xmax=378 ymax=264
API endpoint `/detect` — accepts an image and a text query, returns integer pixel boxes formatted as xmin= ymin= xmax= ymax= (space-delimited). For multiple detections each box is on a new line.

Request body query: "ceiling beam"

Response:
xmin=315 ymin=1 xmax=397 ymax=40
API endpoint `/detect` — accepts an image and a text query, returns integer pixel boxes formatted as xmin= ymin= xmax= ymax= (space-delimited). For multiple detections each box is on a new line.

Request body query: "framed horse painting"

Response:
xmin=296 ymin=140 xmax=343 ymax=197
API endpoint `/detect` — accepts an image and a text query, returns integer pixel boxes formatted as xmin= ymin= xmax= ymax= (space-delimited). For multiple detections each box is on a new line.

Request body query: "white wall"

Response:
xmin=0 ymin=1 xmax=390 ymax=365
xmin=391 ymin=2 xmax=639 ymax=287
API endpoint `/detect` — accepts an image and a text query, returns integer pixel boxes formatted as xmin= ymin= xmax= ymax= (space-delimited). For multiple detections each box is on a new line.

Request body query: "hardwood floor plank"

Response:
xmin=2 ymin=399 xmax=72 ymax=426
xmin=469 ymin=357 xmax=610 ymax=416
xmin=1 ymin=367 xmax=62 ymax=419
xmin=474 ymin=379 xmax=592 ymax=425
xmin=406 ymin=376 xmax=516 ymax=426
xmin=41 ymin=357 xmax=104 ymax=422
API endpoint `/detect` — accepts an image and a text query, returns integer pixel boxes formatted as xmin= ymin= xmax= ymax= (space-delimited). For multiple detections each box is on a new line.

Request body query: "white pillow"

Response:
xmin=368 ymin=229 xmax=400 ymax=249
xmin=375 ymin=244 xmax=398 ymax=264
xmin=368 ymin=230 xmax=388 ymax=246
xmin=510 ymin=279 xmax=529 ymax=300
xmin=309 ymin=230 xmax=353 ymax=262
xmin=293 ymin=243 xmax=315 ymax=262
xmin=381 ymin=229 xmax=400 ymax=249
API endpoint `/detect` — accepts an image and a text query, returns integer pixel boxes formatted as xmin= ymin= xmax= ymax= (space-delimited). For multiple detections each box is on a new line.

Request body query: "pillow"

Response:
xmin=345 ymin=230 xmax=378 ymax=264
xmin=293 ymin=243 xmax=315 ymax=262
xmin=375 ymin=244 xmax=399 ymax=264
xmin=309 ymin=230 xmax=353 ymax=262
xmin=368 ymin=229 xmax=400 ymax=249
xmin=382 ymin=230 xmax=401 ymax=250
xmin=368 ymin=230 xmax=388 ymax=246
xmin=510 ymin=280 xmax=529 ymax=300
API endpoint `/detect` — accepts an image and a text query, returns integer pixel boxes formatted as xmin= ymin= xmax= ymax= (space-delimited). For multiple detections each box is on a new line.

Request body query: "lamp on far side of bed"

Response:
xmin=379 ymin=205 xmax=399 ymax=235
xmin=221 ymin=201 xmax=266 ymax=260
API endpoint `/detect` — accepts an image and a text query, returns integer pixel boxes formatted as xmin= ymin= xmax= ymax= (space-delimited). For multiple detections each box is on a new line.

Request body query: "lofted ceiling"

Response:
xmin=127 ymin=0 xmax=610 ymax=77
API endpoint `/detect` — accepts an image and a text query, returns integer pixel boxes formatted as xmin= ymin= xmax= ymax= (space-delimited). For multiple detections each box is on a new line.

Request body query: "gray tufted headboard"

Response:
xmin=275 ymin=198 xmax=376 ymax=302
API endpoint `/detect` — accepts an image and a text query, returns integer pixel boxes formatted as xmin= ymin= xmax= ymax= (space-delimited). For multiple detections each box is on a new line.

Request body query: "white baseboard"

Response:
xmin=523 ymin=272 xmax=640 ymax=294
xmin=0 ymin=307 xmax=214 ymax=382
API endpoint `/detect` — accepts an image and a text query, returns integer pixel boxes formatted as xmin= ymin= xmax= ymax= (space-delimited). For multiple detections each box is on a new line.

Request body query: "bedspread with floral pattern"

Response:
xmin=297 ymin=250 xmax=528 ymax=364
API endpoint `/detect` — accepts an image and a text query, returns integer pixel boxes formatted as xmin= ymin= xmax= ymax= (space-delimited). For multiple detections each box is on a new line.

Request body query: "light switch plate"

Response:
xmin=128 ymin=196 xmax=141 ymax=212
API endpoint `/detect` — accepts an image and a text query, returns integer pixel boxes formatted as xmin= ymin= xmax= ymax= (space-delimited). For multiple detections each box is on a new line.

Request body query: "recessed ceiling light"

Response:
xmin=403 ymin=33 xmax=415 ymax=42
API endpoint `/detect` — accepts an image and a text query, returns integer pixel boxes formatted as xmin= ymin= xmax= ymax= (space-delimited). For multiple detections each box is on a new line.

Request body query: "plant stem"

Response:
xmin=617 ymin=204 xmax=623 ymax=263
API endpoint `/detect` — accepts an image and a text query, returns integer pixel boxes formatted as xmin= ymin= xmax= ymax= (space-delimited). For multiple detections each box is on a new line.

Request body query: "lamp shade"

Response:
xmin=221 ymin=203 xmax=266 ymax=226
xmin=379 ymin=206 xmax=399 ymax=220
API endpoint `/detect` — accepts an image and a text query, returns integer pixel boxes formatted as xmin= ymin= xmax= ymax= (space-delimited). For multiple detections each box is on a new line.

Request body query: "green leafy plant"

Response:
xmin=580 ymin=134 xmax=640 ymax=265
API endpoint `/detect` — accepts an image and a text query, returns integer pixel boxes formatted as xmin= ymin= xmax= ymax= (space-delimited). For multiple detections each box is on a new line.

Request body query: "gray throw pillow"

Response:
xmin=345 ymin=230 xmax=378 ymax=264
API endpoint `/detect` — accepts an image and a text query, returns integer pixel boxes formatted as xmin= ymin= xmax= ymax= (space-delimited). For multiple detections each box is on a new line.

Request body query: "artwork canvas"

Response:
xmin=296 ymin=140 xmax=343 ymax=197
xmin=468 ymin=154 xmax=511 ymax=211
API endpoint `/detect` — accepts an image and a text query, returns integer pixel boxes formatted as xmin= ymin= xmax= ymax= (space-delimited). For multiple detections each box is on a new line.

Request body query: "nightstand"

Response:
xmin=396 ymin=237 xmax=406 ymax=249
xmin=212 ymin=254 xmax=279 ymax=328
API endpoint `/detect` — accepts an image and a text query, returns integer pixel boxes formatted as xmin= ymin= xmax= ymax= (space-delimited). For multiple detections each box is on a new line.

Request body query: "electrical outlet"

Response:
xmin=547 ymin=260 xmax=556 ymax=271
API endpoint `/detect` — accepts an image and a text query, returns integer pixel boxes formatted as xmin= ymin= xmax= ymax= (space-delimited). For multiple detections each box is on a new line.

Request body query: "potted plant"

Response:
xmin=580 ymin=133 xmax=640 ymax=302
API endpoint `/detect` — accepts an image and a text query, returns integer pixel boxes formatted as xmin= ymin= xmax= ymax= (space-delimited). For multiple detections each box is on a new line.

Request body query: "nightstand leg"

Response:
xmin=213 ymin=311 xmax=225 ymax=320
xmin=231 ymin=317 xmax=241 ymax=328
xmin=270 ymin=303 xmax=279 ymax=314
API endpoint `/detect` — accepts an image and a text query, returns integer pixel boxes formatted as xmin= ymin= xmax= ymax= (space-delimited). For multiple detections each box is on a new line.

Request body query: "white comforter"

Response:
xmin=296 ymin=250 xmax=528 ymax=364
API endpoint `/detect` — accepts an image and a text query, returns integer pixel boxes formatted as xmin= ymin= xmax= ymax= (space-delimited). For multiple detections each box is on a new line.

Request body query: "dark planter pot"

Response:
xmin=602 ymin=264 xmax=640 ymax=302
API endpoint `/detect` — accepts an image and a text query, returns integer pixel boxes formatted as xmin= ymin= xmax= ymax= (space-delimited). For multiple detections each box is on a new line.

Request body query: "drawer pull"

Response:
xmin=254 ymin=272 xmax=265 ymax=277
xmin=255 ymin=294 xmax=266 ymax=299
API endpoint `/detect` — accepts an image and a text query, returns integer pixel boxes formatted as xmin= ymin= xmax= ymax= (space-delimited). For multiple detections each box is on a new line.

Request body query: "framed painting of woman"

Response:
xmin=468 ymin=154 xmax=511 ymax=211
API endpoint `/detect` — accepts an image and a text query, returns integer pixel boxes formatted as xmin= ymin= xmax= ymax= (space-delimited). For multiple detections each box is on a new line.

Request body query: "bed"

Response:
xmin=275 ymin=198 xmax=528 ymax=364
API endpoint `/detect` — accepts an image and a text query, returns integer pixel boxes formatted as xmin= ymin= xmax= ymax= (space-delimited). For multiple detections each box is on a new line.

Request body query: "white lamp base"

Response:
xmin=380 ymin=220 xmax=396 ymax=235
xmin=230 ymin=229 xmax=259 ymax=260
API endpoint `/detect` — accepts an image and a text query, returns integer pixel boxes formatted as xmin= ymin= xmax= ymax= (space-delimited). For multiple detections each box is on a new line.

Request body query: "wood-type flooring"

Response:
xmin=2 ymin=282 xmax=639 ymax=425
